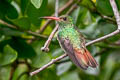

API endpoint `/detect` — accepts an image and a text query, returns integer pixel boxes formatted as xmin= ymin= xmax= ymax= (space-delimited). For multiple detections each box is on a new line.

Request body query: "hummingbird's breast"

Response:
xmin=58 ymin=27 xmax=82 ymax=49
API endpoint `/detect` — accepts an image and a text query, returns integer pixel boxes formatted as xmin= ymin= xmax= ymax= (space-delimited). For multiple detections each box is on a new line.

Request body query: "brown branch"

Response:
xmin=0 ymin=19 xmax=17 ymax=29
xmin=55 ymin=0 xmax=59 ymax=17
xmin=41 ymin=0 xmax=59 ymax=52
xmin=26 ymin=31 xmax=47 ymax=38
xmin=39 ymin=0 xmax=74 ymax=33
xmin=0 ymin=19 xmax=47 ymax=38
xmin=41 ymin=4 xmax=60 ymax=52
xmin=41 ymin=25 xmax=59 ymax=52
xmin=66 ymin=4 xmax=78 ymax=15
xmin=30 ymin=53 xmax=67 ymax=76
xmin=86 ymin=30 xmax=120 ymax=46
xmin=30 ymin=29 xmax=120 ymax=76
xmin=110 ymin=0 xmax=120 ymax=29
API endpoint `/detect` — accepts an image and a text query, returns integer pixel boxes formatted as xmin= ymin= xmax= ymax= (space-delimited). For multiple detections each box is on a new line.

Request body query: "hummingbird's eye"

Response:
xmin=63 ymin=17 xmax=67 ymax=21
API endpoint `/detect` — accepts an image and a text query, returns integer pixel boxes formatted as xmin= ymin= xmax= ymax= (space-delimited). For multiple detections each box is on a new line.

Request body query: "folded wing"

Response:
xmin=57 ymin=36 xmax=97 ymax=69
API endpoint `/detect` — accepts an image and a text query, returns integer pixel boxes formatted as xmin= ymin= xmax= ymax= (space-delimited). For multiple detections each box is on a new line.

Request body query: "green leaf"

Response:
xmin=76 ymin=6 xmax=96 ymax=28
xmin=5 ymin=0 xmax=13 ymax=3
xmin=0 ymin=38 xmax=36 ymax=59
xmin=52 ymin=48 xmax=64 ymax=58
xmin=60 ymin=71 xmax=80 ymax=80
xmin=26 ymin=0 xmax=47 ymax=28
xmin=116 ymin=0 xmax=120 ymax=10
xmin=30 ymin=41 xmax=51 ymax=68
xmin=0 ymin=45 xmax=17 ymax=66
xmin=31 ymin=0 xmax=43 ymax=9
xmin=12 ymin=64 xmax=28 ymax=80
xmin=38 ymin=69 xmax=60 ymax=80
xmin=13 ymin=17 xmax=31 ymax=30
xmin=113 ymin=70 xmax=120 ymax=80
xmin=0 ymin=1 xmax=18 ymax=19
xmin=79 ymin=0 xmax=96 ymax=11
xmin=10 ymin=37 xmax=36 ymax=58
xmin=6 ymin=4 xmax=18 ymax=19
xmin=98 ymin=21 xmax=116 ymax=35
xmin=96 ymin=0 xmax=113 ymax=16
xmin=57 ymin=62 xmax=72 ymax=75
xmin=20 ymin=0 xmax=29 ymax=15
xmin=28 ymin=75 xmax=39 ymax=80
xmin=0 ymin=65 xmax=11 ymax=80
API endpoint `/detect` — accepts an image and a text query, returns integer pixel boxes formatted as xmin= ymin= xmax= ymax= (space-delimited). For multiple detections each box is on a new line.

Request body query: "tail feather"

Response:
xmin=74 ymin=48 xmax=97 ymax=69
xmin=84 ymin=49 xmax=97 ymax=68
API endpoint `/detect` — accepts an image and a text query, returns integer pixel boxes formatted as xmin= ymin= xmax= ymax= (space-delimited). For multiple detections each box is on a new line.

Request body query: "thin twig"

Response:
xmin=55 ymin=0 xmax=59 ymax=24
xmin=41 ymin=23 xmax=59 ymax=52
xmin=30 ymin=53 xmax=67 ymax=76
xmin=27 ymin=31 xmax=47 ymax=38
xmin=66 ymin=4 xmax=78 ymax=15
xmin=39 ymin=0 xmax=74 ymax=33
xmin=110 ymin=0 xmax=120 ymax=29
xmin=30 ymin=29 xmax=120 ymax=76
xmin=0 ymin=19 xmax=47 ymax=38
xmin=41 ymin=0 xmax=59 ymax=52
xmin=86 ymin=30 xmax=120 ymax=46
xmin=55 ymin=0 xmax=59 ymax=17
xmin=0 ymin=19 xmax=17 ymax=29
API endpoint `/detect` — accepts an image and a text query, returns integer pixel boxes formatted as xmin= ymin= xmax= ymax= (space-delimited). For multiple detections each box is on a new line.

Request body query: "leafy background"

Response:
xmin=0 ymin=0 xmax=120 ymax=80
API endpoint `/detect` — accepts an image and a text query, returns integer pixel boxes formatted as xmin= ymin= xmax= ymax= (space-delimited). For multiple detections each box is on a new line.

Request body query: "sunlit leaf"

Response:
xmin=31 ymin=0 xmax=43 ymax=9
xmin=0 ymin=66 xmax=11 ymax=80
xmin=0 ymin=45 xmax=17 ymax=66
xmin=12 ymin=64 xmax=28 ymax=80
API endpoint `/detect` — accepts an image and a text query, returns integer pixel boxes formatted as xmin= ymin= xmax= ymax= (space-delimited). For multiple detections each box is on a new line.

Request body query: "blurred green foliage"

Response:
xmin=0 ymin=0 xmax=120 ymax=80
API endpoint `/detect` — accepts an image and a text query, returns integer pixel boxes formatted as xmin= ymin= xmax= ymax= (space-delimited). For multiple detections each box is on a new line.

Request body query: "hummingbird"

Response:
xmin=41 ymin=15 xmax=97 ymax=69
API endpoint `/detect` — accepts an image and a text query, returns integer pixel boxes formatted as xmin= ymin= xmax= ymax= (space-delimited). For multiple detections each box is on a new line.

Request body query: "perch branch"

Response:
xmin=30 ymin=29 xmax=120 ymax=76
xmin=41 ymin=0 xmax=59 ymax=52
xmin=41 ymin=23 xmax=59 ymax=52
xmin=30 ymin=53 xmax=67 ymax=76
xmin=86 ymin=30 xmax=119 ymax=46
xmin=110 ymin=0 xmax=120 ymax=29
xmin=30 ymin=0 xmax=120 ymax=76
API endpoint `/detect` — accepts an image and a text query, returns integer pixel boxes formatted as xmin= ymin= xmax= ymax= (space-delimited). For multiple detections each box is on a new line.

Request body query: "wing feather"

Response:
xmin=57 ymin=35 xmax=88 ymax=69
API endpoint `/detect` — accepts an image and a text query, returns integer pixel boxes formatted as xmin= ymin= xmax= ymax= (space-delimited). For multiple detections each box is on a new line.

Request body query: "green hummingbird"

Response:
xmin=41 ymin=15 xmax=97 ymax=69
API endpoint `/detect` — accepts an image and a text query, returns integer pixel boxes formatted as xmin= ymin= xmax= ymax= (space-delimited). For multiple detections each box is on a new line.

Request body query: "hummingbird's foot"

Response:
xmin=41 ymin=47 xmax=49 ymax=52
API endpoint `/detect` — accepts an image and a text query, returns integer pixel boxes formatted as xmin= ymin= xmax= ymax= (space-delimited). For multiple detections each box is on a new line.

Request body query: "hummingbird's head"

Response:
xmin=58 ymin=15 xmax=74 ymax=26
xmin=40 ymin=15 xmax=74 ymax=28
